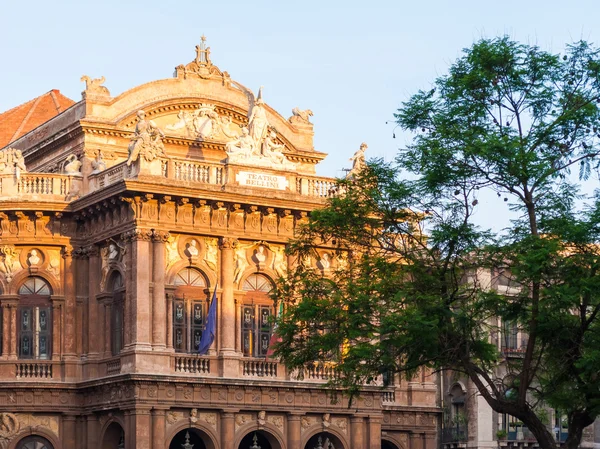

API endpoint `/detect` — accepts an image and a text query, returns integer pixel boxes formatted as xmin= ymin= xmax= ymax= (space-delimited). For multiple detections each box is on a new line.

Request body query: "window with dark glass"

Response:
xmin=18 ymin=277 xmax=52 ymax=360
xmin=172 ymin=268 xmax=208 ymax=353
xmin=502 ymin=320 xmax=519 ymax=350
xmin=110 ymin=273 xmax=125 ymax=356
xmin=241 ymin=274 xmax=274 ymax=358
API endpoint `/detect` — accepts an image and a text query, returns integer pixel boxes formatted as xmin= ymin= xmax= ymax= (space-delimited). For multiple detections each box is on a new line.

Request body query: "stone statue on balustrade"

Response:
xmin=262 ymin=131 xmax=286 ymax=164
xmin=247 ymin=86 xmax=269 ymax=149
xmin=126 ymin=110 xmax=167 ymax=166
xmin=225 ymin=128 xmax=296 ymax=170
xmin=347 ymin=142 xmax=368 ymax=179
xmin=225 ymin=127 xmax=255 ymax=160
xmin=63 ymin=154 xmax=83 ymax=176
xmin=0 ymin=148 xmax=27 ymax=181
xmin=91 ymin=151 xmax=107 ymax=174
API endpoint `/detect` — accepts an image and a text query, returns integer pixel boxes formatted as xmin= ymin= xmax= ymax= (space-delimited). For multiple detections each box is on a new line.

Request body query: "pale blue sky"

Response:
xmin=1 ymin=0 xmax=599 ymax=230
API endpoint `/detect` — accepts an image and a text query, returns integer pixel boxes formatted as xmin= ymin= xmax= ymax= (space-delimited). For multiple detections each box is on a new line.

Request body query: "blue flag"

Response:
xmin=198 ymin=285 xmax=217 ymax=355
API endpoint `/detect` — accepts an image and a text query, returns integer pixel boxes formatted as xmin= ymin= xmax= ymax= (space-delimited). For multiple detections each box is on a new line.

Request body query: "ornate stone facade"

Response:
xmin=0 ymin=39 xmax=438 ymax=449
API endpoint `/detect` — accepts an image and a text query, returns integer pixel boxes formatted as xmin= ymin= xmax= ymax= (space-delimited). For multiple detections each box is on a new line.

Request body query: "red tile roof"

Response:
xmin=0 ymin=89 xmax=75 ymax=148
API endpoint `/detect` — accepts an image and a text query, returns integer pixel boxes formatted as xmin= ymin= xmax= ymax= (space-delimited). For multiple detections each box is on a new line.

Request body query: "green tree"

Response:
xmin=275 ymin=37 xmax=600 ymax=449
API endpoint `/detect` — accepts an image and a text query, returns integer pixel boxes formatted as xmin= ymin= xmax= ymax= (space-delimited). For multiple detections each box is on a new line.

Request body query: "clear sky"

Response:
xmin=2 ymin=0 xmax=599 ymax=230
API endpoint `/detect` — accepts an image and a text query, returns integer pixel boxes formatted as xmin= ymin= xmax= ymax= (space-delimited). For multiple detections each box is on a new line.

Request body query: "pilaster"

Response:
xmin=124 ymin=228 xmax=153 ymax=351
xmin=151 ymin=408 xmax=167 ymax=449
xmin=87 ymin=244 xmax=101 ymax=359
xmin=219 ymin=237 xmax=237 ymax=377
xmin=151 ymin=230 xmax=168 ymax=349
xmin=287 ymin=413 xmax=303 ymax=449
xmin=221 ymin=411 xmax=235 ymax=449
xmin=351 ymin=416 xmax=365 ymax=449
xmin=62 ymin=246 xmax=77 ymax=359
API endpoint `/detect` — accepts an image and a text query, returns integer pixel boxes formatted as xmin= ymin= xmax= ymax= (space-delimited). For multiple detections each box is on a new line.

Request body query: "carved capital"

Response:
xmin=151 ymin=230 xmax=170 ymax=243
xmin=122 ymin=228 xmax=153 ymax=242
xmin=85 ymin=244 xmax=100 ymax=258
xmin=72 ymin=247 xmax=89 ymax=260
xmin=62 ymin=246 xmax=74 ymax=259
xmin=219 ymin=237 xmax=237 ymax=250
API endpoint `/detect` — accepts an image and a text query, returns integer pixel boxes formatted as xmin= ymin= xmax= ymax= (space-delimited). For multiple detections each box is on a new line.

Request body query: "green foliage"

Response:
xmin=275 ymin=37 xmax=600 ymax=449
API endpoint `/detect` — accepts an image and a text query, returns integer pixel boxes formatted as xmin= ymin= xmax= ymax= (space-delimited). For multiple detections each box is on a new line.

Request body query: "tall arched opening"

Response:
xmin=382 ymin=440 xmax=401 ymax=449
xmin=101 ymin=422 xmax=125 ymax=449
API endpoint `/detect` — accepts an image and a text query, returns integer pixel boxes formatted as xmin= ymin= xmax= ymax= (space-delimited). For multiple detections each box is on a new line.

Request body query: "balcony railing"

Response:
xmin=382 ymin=389 xmax=396 ymax=404
xmin=15 ymin=362 xmax=53 ymax=379
xmin=174 ymin=355 xmax=211 ymax=374
xmin=302 ymin=362 xmax=340 ymax=381
xmin=106 ymin=358 xmax=121 ymax=375
xmin=442 ymin=425 xmax=468 ymax=443
xmin=241 ymin=358 xmax=278 ymax=378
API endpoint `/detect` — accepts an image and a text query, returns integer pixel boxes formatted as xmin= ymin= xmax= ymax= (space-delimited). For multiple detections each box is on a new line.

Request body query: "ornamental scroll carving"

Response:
xmin=0 ymin=413 xmax=19 ymax=440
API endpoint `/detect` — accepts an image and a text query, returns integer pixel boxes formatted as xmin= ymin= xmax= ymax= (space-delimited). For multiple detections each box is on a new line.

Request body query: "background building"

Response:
xmin=0 ymin=40 xmax=438 ymax=449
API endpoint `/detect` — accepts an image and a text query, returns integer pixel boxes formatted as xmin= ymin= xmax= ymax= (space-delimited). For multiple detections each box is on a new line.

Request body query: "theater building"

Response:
xmin=0 ymin=40 xmax=438 ymax=449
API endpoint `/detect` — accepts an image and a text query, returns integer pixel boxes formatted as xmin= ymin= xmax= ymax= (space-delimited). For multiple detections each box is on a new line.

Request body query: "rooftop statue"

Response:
xmin=91 ymin=151 xmax=107 ymax=174
xmin=80 ymin=75 xmax=110 ymax=97
xmin=247 ymin=86 xmax=269 ymax=149
xmin=0 ymin=147 xmax=27 ymax=181
xmin=63 ymin=154 xmax=83 ymax=176
xmin=290 ymin=107 xmax=313 ymax=124
xmin=347 ymin=142 xmax=368 ymax=179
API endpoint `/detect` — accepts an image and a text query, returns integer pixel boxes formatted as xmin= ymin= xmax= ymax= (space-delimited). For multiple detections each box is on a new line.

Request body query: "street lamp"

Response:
xmin=249 ymin=433 xmax=261 ymax=449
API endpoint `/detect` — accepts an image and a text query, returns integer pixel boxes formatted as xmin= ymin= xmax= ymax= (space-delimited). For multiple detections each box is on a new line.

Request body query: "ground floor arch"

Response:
xmin=382 ymin=440 xmax=401 ymax=449
xmin=237 ymin=430 xmax=283 ymax=449
xmin=304 ymin=432 xmax=346 ymax=449
xmin=14 ymin=436 xmax=54 ymax=449
xmin=101 ymin=422 xmax=125 ymax=449
xmin=169 ymin=428 xmax=217 ymax=449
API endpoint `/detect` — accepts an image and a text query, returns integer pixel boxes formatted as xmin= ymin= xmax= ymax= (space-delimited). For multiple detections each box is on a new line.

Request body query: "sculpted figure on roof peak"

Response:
xmin=80 ymin=75 xmax=110 ymax=97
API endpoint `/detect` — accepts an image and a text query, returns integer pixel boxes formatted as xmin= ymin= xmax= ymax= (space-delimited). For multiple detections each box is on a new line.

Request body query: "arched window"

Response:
xmin=172 ymin=268 xmax=209 ymax=353
xmin=16 ymin=435 xmax=54 ymax=449
xmin=110 ymin=272 xmax=125 ymax=356
xmin=18 ymin=277 xmax=52 ymax=360
xmin=241 ymin=274 xmax=274 ymax=358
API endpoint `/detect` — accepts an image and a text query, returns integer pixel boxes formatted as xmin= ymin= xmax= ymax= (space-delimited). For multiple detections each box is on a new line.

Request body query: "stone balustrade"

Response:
xmin=1 ymin=173 xmax=76 ymax=201
xmin=15 ymin=361 xmax=53 ymax=379
xmin=241 ymin=358 xmax=278 ymax=378
xmin=302 ymin=362 xmax=340 ymax=381
xmin=295 ymin=176 xmax=338 ymax=197
xmin=382 ymin=389 xmax=396 ymax=404
xmin=105 ymin=358 xmax=121 ymax=375
xmin=86 ymin=157 xmax=337 ymax=200
xmin=174 ymin=355 xmax=211 ymax=375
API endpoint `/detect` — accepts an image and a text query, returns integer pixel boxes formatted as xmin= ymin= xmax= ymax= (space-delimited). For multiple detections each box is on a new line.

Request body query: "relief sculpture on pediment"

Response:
xmin=164 ymin=103 xmax=239 ymax=141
